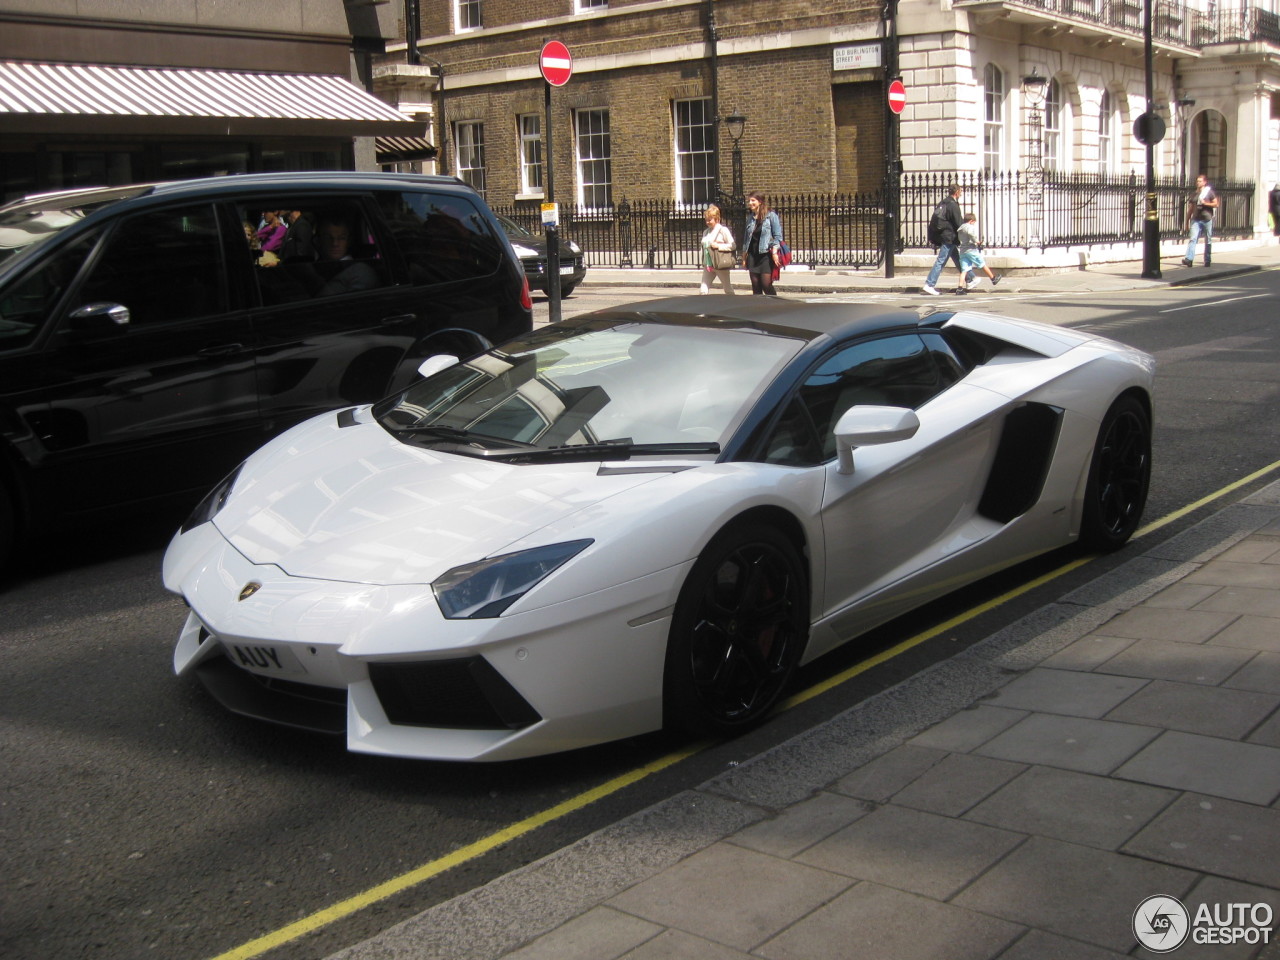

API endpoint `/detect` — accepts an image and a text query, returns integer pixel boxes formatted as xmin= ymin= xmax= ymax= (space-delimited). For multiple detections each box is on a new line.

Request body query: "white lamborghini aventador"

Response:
xmin=162 ymin=296 xmax=1155 ymax=761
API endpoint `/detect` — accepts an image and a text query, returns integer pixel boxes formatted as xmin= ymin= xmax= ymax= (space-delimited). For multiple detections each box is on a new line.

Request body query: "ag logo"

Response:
xmin=238 ymin=581 xmax=262 ymax=602
xmin=1133 ymin=895 xmax=1190 ymax=953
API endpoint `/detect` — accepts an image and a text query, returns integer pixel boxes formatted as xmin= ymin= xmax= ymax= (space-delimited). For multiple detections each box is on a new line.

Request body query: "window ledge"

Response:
xmin=514 ymin=191 xmax=545 ymax=201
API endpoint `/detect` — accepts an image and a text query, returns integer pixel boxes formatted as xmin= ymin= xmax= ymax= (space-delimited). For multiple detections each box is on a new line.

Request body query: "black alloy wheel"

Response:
xmin=1080 ymin=395 xmax=1151 ymax=551
xmin=664 ymin=523 xmax=809 ymax=737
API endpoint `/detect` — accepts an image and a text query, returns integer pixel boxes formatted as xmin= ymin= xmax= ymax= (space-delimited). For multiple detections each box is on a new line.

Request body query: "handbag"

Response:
xmin=712 ymin=248 xmax=736 ymax=271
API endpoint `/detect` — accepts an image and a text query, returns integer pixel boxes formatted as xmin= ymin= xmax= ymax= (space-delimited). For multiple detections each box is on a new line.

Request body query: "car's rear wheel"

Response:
xmin=1080 ymin=395 xmax=1151 ymax=551
xmin=663 ymin=523 xmax=808 ymax=737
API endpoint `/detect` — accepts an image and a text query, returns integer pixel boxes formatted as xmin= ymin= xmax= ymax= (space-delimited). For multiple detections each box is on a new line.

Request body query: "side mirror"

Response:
xmin=833 ymin=405 xmax=920 ymax=475
xmin=68 ymin=302 xmax=131 ymax=332
xmin=417 ymin=354 xmax=460 ymax=379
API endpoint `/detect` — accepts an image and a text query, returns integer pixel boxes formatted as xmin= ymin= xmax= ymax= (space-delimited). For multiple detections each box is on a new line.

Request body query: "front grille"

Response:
xmin=194 ymin=655 xmax=346 ymax=734
xmin=369 ymin=657 xmax=540 ymax=730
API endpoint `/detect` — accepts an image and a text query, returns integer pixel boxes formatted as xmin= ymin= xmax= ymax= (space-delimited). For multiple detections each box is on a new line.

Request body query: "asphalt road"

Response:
xmin=3 ymin=271 xmax=1278 ymax=960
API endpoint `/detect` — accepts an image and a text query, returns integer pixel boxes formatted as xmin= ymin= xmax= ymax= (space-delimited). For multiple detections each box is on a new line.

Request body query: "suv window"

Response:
xmin=0 ymin=230 xmax=100 ymax=350
xmin=235 ymin=200 xmax=390 ymax=306
xmin=374 ymin=190 xmax=503 ymax=285
xmin=77 ymin=205 xmax=224 ymax=325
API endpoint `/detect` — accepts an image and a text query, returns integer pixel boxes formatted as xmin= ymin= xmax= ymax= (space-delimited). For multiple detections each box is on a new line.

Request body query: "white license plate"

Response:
xmin=229 ymin=643 xmax=307 ymax=677
xmin=559 ymin=264 xmax=575 ymax=275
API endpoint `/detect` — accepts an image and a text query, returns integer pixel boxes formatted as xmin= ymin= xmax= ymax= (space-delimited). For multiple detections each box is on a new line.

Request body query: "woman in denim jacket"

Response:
xmin=742 ymin=192 xmax=783 ymax=295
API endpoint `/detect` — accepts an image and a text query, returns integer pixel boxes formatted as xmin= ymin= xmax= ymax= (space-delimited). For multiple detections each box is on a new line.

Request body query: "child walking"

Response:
xmin=957 ymin=212 xmax=1000 ymax=290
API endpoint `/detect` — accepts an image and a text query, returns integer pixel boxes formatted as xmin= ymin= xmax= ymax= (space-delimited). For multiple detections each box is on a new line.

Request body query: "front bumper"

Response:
xmin=164 ymin=523 xmax=686 ymax=761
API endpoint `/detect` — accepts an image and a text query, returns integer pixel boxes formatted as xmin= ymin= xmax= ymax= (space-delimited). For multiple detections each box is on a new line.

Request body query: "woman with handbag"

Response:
xmin=743 ymin=192 xmax=783 ymax=295
xmin=700 ymin=204 xmax=737 ymax=294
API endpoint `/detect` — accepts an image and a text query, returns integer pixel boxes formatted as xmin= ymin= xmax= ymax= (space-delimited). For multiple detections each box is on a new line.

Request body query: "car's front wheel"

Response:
xmin=663 ymin=523 xmax=808 ymax=737
xmin=1080 ymin=394 xmax=1151 ymax=551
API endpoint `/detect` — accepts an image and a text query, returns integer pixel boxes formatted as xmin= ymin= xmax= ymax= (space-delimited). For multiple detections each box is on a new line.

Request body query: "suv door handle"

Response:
xmin=380 ymin=313 xmax=416 ymax=327
xmin=197 ymin=342 xmax=247 ymax=357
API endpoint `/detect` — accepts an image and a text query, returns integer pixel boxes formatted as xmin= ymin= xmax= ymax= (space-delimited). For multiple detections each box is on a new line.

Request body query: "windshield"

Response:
xmin=495 ymin=214 xmax=533 ymax=238
xmin=0 ymin=187 xmax=148 ymax=265
xmin=376 ymin=320 xmax=803 ymax=460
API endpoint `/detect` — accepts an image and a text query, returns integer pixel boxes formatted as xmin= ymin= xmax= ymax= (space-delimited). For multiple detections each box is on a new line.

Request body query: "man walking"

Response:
xmin=923 ymin=183 xmax=976 ymax=295
xmin=1181 ymin=173 xmax=1218 ymax=266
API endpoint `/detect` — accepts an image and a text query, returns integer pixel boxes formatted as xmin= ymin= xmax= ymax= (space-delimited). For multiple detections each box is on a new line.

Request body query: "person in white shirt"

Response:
xmin=1182 ymin=174 xmax=1218 ymax=266
xmin=957 ymin=213 xmax=1000 ymax=288
xmin=699 ymin=204 xmax=737 ymax=295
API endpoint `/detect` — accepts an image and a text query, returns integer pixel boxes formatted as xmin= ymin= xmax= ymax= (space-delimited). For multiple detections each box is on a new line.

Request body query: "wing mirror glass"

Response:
xmin=833 ymin=405 xmax=920 ymax=475
xmin=68 ymin=302 xmax=131 ymax=331
xmin=417 ymin=354 xmax=460 ymax=379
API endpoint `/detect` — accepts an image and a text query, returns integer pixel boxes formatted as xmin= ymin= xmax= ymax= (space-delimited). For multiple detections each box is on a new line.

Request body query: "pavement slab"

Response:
xmin=606 ymin=842 xmax=851 ymax=951
xmin=951 ymin=836 xmax=1199 ymax=953
xmin=1095 ymin=637 xmax=1257 ymax=685
xmin=500 ymin=908 xmax=662 ymax=960
xmin=794 ymin=804 xmax=1026 ymax=900
xmin=756 ymin=881 xmax=1024 ymax=960
xmin=974 ymin=712 xmax=1161 ymax=774
xmin=996 ymin=929 xmax=1130 ymax=960
xmin=1092 ymin=606 xmax=1238 ymax=643
xmin=890 ymin=753 xmax=1027 ymax=817
xmin=908 ymin=705 xmax=1029 ymax=753
xmin=1211 ymin=615 xmax=1280 ymax=654
xmin=1225 ymin=651 xmax=1280 ymax=695
xmin=1122 ymin=793 xmax=1280 ymax=888
xmin=1113 ymin=730 xmax=1280 ymax=804
xmin=730 ymin=790 xmax=874 ymax=859
xmin=1104 ymin=680 xmax=1280 ymax=740
xmin=963 ymin=765 xmax=1178 ymax=850
xmin=981 ymin=667 xmax=1148 ymax=718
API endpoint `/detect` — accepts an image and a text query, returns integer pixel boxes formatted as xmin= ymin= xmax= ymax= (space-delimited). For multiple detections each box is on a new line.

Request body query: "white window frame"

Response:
xmin=518 ymin=114 xmax=543 ymax=196
xmin=575 ymin=108 xmax=612 ymax=210
xmin=576 ymin=0 xmax=608 ymax=10
xmin=673 ymin=98 xmax=714 ymax=207
xmin=1098 ymin=90 xmax=1113 ymax=174
xmin=984 ymin=64 xmax=1006 ymax=174
xmin=455 ymin=0 xmax=481 ymax=32
xmin=455 ymin=121 xmax=486 ymax=198
xmin=1043 ymin=78 xmax=1063 ymax=172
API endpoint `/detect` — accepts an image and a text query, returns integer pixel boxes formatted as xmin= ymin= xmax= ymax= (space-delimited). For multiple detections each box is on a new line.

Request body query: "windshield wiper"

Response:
xmin=494 ymin=439 xmax=720 ymax=463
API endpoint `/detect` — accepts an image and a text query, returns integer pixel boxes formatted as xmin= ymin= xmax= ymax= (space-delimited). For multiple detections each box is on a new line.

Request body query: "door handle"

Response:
xmin=197 ymin=342 xmax=247 ymax=357
xmin=380 ymin=313 xmax=416 ymax=327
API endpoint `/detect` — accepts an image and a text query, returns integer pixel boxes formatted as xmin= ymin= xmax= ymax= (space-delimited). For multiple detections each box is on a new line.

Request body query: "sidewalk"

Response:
xmin=329 ymin=480 xmax=1280 ymax=960
xmin=575 ymin=243 xmax=1274 ymax=297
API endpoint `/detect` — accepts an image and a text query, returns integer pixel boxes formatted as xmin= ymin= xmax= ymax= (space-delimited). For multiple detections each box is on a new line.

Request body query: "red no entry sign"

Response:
xmin=540 ymin=41 xmax=573 ymax=87
xmin=888 ymin=79 xmax=906 ymax=114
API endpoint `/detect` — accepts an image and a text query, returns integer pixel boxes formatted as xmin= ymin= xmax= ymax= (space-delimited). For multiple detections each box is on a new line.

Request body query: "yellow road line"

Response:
xmin=208 ymin=456 xmax=1280 ymax=960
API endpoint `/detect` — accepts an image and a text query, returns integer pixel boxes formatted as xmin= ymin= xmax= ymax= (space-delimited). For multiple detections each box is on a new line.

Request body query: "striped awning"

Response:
xmin=0 ymin=60 xmax=425 ymax=138
xmin=375 ymin=136 xmax=437 ymax=163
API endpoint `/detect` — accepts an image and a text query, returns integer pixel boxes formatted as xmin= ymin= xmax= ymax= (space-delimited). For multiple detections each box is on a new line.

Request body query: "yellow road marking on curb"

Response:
xmin=208 ymin=456 xmax=1280 ymax=960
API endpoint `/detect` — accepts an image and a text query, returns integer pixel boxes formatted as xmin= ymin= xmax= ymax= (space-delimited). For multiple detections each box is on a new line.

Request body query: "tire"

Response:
xmin=559 ymin=282 xmax=578 ymax=297
xmin=663 ymin=523 xmax=809 ymax=737
xmin=1079 ymin=395 xmax=1151 ymax=551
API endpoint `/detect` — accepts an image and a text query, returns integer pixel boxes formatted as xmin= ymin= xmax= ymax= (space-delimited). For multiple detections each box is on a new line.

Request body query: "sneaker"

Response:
xmin=991 ymin=275 xmax=1002 ymax=286
xmin=967 ymin=276 xmax=982 ymax=289
xmin=922 ymin=284 xmax=940 ymax=296
xmin=954 ymin=287 xmax=968 ymax=295
xmin=1181 ymin=259 xmax=1193 ymax=267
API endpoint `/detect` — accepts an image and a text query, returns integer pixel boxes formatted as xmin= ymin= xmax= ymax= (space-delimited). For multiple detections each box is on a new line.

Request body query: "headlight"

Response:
xmin=510 ymin=243 xmax=538 ymax=258
xmin=566 ymin=241 xmax=582 ymax=255
xmin=432 ymin=540 xmax=593 ymax=619
xmin=180 ymin=464 xmax=243 ymax=534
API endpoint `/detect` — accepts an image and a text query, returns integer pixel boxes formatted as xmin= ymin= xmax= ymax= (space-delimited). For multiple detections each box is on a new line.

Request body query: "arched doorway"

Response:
xmin=1185 ymin=109 xmax=1229 ymax=184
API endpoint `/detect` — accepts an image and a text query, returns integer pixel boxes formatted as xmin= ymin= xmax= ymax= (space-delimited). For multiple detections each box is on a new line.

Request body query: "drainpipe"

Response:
xmin=707 ymin=0 xmax=721 ymax=200
xmin=404 ymin=0 xmax=448 ymax=174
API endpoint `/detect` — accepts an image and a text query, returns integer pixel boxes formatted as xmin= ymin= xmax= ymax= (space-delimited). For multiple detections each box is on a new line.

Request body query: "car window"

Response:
xmin=0 ymin=229 xmax=100 ymax=350
xmin=75 ymin=205 xmax=224 ymax=326
xmin=234 ymin=200 xmax=389 ymax=306
xmin=374 ymin=190 xmax=503 ymax=285
xmin=766 ymin=333 xmax=951 ymax=465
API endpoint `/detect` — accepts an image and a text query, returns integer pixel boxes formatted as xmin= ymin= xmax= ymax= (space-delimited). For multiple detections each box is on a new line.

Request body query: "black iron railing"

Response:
xmin=492 ymin=172 xmax=1255 ymax=270
xmin=956 ymin=0 xmax=1196 ymax=45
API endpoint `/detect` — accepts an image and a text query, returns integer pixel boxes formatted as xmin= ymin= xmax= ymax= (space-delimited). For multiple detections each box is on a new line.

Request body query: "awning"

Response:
xmin=376 ymin=136 xmax=437 ymax=163
xmin=0 ymin=60 xmax=426 ymax=138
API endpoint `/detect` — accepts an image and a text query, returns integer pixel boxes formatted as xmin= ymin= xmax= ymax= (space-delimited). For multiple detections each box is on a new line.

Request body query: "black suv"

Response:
xmin=0 ymin=172 xmax=533 ymax=566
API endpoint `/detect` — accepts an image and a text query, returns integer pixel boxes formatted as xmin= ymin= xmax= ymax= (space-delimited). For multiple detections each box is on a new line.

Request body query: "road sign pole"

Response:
xmin=544 ymin=80 xmax=561 ymax=324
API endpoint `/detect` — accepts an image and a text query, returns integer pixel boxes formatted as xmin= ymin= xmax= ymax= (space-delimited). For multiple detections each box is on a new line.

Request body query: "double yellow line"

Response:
xmin=211 ymin=456 xmax=1280 ymax=960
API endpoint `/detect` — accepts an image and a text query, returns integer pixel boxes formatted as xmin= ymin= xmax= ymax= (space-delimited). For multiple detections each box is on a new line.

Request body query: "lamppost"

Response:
xmin=722 ymin=112 xmax=747 ymax=200
xmin=1022 ymin=70 xmax=1047 ymax=246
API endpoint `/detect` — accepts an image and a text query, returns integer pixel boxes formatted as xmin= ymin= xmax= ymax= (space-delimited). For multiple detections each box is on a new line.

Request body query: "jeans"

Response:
xmin=1185 ymin=218 xmax=1213 ymax=262
xmin=925 ymin=243 xmax=974 ymax=287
